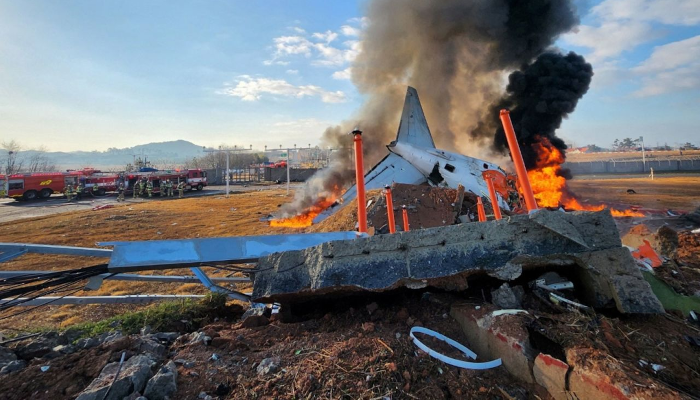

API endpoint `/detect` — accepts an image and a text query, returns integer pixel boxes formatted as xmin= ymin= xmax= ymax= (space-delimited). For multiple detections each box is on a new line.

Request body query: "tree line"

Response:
xmin=1 ymin=140 xmax=57 ymax=175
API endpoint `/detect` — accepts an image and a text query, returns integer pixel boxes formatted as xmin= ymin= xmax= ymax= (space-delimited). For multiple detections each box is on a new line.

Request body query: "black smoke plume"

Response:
xmin=472 ymin=52 xmax=594 ymax=170
xmin=279 ymin=0 xmax=583 ymax=218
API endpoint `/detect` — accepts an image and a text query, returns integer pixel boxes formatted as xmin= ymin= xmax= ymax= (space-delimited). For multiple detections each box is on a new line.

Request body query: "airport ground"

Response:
xmin=0 ymin=174 xmax=699 ymax=399
xmin=0 ymin=173 xmax=699 ymax=332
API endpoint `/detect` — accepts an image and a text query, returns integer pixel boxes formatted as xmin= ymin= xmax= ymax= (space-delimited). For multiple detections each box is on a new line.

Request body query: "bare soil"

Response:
xmin=568 ymin=176 xmax=700 ymax=212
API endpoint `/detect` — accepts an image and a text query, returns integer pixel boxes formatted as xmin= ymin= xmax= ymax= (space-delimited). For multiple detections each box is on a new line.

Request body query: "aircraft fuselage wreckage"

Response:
xmin=314 ymin=86 xmax=517 ymax=224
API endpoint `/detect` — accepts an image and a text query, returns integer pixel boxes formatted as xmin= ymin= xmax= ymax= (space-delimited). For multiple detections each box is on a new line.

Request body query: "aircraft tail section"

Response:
xmin=394 ymin=86 xmax=436 ymax=149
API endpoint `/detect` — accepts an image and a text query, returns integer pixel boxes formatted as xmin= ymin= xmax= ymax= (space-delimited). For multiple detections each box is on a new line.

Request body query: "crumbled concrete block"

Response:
xmin=533 ymin=353 xmax=569 ymax=400
xmin=451 ymin=304 xmax=534 ymax=383
xmin=254 ymin=210 xmax=663 ymax=314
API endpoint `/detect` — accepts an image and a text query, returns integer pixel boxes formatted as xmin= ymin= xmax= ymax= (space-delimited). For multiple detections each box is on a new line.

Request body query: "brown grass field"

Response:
xmin=566 ymin=149 xmax=700 ymax=162
xmin=568 ymin=175 xmax=700 ymax=211
xmin=1 ymin=176 xmax=699 ymax=332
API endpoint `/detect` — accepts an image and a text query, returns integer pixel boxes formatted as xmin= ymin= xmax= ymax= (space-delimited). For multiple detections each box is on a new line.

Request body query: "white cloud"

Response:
xmin=563 ymin=22 xmax=658 ymax=63
xmin=312 ymin=41 xmax=359 ymax=66
xmin=273 ymin=35 xmax=313 ymax=56
xmin=340 ymin=25 xmax=360 ymax=37
xmin=312 ymin=30 xmax=338 ymax=44
xmin=332 ymin=67 xmax=352 ymax=80
xmin=286 ymin=69 xmax=299 ymax=75
xmin=563 ymin=0 xmax=700 ymax=63
xmin=633 ymin=35 xmax=700 ymax=73
xmin=632 ymin=35 xmax=700 ymax=96
xmin=593 ymin=0 xmax=700 ymax=26
xmin=347 ymin=17 xmax=369 ymax=28
xmin=266 ymin=30 xmax=360 ymax=67
xmin=291 ymin=27 xmax=306 ymax=34
xmin=263 ymin=59 xmax=290 ymax=66
xmin=220 ymin=76 xmax=346 ymax=103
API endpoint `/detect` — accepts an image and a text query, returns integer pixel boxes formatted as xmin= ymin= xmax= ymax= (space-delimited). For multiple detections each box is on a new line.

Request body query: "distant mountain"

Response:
xmin=1 ymin=140 xmax=205 ymax=170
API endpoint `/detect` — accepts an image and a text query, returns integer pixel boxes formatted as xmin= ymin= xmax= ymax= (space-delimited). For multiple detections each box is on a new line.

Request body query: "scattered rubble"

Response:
xmin=255 ymin=209 xmax=663 ymax=314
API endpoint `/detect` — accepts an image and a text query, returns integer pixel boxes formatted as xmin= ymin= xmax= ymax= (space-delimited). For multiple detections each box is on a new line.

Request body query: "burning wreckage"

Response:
xmin=0 ymin=87 xmax=697 ymax=399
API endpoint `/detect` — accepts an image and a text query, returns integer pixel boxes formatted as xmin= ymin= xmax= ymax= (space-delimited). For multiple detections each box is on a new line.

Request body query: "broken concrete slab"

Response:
xmin=254 ymin=210 xmax=662 ymax=314
xmin=450 ymin=303 xmax=535 ymax=383
xmin=491 ymin=283 xmax=522 ymax=309
xmin=533 ymin=353 xmax=569 ymax=400
xmin=76 ymin=354 xmax=155 ymax=400
xmin=566 ymin=347 xmax=679 ymax=400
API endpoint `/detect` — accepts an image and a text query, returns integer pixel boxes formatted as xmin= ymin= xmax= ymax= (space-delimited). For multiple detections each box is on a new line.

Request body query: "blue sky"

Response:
xmin=0 ymin=0 xmax=698 ymax=152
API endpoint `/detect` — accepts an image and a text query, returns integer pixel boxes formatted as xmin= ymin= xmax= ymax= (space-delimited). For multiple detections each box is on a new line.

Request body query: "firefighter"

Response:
xmin=140 ymin=178 xmax=146 ymax=197
xmin=64 ymin=184 xmax=74 ymax=202
xmin=117 ymin=182 xmax=125 ymax=202
xmin=75 ymin=183 xmax=84 ymax=201
xmin=92 ymin=183 xmax=99 ymax=197
xmin=166 ymin=179 xmax=173 ymax=197
xmin=132 ymin=180 xmax=140 ymax=198
xmin=177 ymin=181 xmax=185 ymax=198
xmin=146 ymin=180 xmax=153 ymax=198
xmin=159 ymin=180 xmax=165 ymax=197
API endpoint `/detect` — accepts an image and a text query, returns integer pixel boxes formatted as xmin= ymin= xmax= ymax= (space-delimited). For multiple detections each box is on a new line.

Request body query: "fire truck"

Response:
xmin=1 ymin=169 xmax=206 ymax=200
xmin=0 ymin=171 xmax=85 ymax=200
xmin=124 ymin=169 xmax=207 ymax=195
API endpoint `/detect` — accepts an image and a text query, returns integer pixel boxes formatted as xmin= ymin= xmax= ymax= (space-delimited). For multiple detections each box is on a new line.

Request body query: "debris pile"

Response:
xmin=308 ymin=183 xmax=495 ymax=234
xmin=255 ymin=209 xmax=663 ymax=315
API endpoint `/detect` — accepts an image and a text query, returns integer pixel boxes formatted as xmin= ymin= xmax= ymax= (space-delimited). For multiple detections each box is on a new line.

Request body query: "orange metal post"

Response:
xmin=499 ymin=110 xmax=538 ymax=212
xmin=485 ymin=177 xmax=502 ymax=220
xmin=477 ymin=197 xmax=487 ymax=222
xmin=353 ymin=129 xmax=368 ymax=233
xmin=384 ymin=185 xmax=396 ymax=234
xmin=402 ymin=205 xmax=410 ymax=232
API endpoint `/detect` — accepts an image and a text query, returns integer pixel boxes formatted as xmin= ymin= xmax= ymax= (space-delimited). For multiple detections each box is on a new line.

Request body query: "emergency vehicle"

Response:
xmin=125 ymin=169 xmax=207 ymax=195
xmin=0 ymin=172 xmax=84 ymax=200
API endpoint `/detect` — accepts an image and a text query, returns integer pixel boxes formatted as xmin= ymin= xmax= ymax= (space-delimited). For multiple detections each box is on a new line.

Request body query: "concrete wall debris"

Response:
xmin=253 ymin=209 xmax=663 ymax=314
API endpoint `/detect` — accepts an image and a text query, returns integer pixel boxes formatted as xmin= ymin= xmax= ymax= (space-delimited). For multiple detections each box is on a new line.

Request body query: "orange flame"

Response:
xmin=269 ymin=185 xmax=342 ymax=228
xmin=526 ymin=137 xmax=644 ymax=217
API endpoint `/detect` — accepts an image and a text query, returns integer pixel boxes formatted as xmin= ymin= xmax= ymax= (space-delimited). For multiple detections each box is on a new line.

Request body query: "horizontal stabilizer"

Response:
xmin=395 ymin=87 xmax=436 ymax=149
xmin=313 ymin=153 xmax=427 ymax=223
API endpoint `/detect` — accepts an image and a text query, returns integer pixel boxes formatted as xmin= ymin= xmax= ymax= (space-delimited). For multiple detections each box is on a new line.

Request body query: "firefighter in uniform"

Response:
xmin=177 ymin=181 xmax=185 ymax=198
xmin=64 ymin=184 xmax=74 ymax=202
xmin=117 ymin=182 xmax=125 ymax=202
xmin=92 ymin=183 xmax=99 ymax=197
xmin=133 ymin=180 xmax=140 ymax=198
xmin=146 ymin=180 xmax=153 ymax=198
xmin=159 ymin=180 xmax=165 ymax=197
xmin=166 ymin=179 xmax=173 ymax=197
xmin=140 ymin=178 xmax=146 ymax=197
xmin=75 ymin=183 xmax=84 ymax=200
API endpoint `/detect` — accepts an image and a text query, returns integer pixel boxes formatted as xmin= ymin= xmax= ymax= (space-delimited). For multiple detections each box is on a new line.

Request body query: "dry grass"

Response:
xmin=1 ymin=178 xmax=698 ymax=332
xmin=567 ymin=149 xmax=700 ymax=162
xmin=568 ymin=176 xmax=700 ymax=211
xmin=0 ymin=190 xmax=300 ymax=330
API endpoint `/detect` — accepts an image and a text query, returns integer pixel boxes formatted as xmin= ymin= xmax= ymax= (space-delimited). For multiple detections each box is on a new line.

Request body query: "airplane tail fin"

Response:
xmin=394 ymin=86 xmax=436 ymax=149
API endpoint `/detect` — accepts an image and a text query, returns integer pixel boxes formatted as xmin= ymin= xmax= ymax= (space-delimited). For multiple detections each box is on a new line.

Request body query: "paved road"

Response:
xmin=0 ymin=183 xmax=303 ymax=224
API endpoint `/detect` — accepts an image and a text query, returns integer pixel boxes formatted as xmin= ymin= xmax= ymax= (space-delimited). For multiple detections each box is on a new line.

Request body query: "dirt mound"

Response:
xmin=310 ymin=184 xmax=479 ymax=233
xmin=677 ymin=231 xmax=700 ymax=268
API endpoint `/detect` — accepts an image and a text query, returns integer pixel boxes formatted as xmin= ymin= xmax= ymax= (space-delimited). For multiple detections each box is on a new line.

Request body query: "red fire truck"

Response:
xmin=1 ymin=169 xmax=206 ymax=200
xmin=0 ymin=171 xmax=85 ymax=200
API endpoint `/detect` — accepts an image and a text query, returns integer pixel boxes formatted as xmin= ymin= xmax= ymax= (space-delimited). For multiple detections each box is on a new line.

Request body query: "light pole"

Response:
xmin=203 ymin=146 xmax=250 ymax=198
xmin=639 ymin=136 xmax=646 ymax=172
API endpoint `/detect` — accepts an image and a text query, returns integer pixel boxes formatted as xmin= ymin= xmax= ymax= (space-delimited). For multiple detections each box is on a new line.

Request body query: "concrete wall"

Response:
xmin=264 ymin=168 xmax=318 ymax=182
xmin=564 ymin=159 xmax=700 ymax=174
